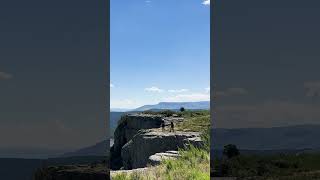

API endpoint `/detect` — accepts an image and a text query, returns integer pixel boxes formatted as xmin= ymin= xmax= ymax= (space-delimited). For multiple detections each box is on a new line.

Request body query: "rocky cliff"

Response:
xmin=110 ymin=114 xmax=164 ymax=169
xmin=110 ymin=113 xmax=204 ymax=170
xmin=122 ymin=129 xmax=202 ymax=169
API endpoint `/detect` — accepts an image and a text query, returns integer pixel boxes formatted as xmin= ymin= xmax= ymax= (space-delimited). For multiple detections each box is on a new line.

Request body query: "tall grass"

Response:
xmin=112 ymin=145 xmax=210 ymax=180
xmin=176 ymin=110 xmax=210 ymax=132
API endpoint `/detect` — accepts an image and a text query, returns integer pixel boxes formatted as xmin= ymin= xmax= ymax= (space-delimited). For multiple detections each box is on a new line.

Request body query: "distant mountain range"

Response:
xmin=0 ymin=148 xmax=67 ymax=159
xmin=212 ymin=124 xmax=320 ymax=150
xmin=61 ymin=140 xmax=108 ymax=157
xmin=133 ymin=101 xmax=210 ymax=111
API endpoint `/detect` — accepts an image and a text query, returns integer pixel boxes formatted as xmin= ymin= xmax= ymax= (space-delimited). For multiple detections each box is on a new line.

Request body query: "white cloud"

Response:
xmin=164 ymin=93 xmax=210 ymax=102
xmin=145 ymin=86 xmax=164 ymax=93
xmin=202 ymin=0 xmax=210 ymax=5
xmin=168 ymin=89 xmax=189 ymax=93
xmin=205 ymin=87 xmax=210 ymax=93
xmin=111 ymin=99 xmax=140 ymax=109
xmin=110 ymin=83 xmax=114 ymax=88
xmin=0 ymin=72 xmax=13 ymax=80
xmin=145 ymin=0 xmax=151 ymax=3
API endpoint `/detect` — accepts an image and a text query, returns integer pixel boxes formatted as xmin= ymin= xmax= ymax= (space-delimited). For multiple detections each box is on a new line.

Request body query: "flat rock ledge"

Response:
xmin=148 ymin=151 xmax=180 ymax=166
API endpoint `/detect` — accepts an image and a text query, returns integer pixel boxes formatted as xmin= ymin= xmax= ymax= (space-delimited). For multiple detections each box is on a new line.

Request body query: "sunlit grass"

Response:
xmin=112 ymin=145 xmax=210 ymax=180
xmin=176 ymin=110 xmax=210 ymax=132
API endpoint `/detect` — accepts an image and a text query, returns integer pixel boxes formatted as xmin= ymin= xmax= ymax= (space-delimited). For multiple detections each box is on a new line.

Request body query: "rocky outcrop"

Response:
xmin=110 ymin=114 xmax=164 ymax=169
xmin=110 ymin=113 xmax=204 ymax=170
xmin=121 ymin=129 xmax=202 ymax=169
xmin=112 ymin=114 xmax=163 ymax=156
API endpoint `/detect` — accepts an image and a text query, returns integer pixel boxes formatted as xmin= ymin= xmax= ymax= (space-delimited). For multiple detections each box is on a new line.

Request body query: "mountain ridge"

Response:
xmin=134 ymin=101 xmax=210 ymax=111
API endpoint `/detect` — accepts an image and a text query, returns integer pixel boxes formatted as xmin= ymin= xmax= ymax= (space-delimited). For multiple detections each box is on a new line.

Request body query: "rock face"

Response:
xmin=110 ymin=114 xmax=164 ymax=169
xmin=110 ymin=113 xmax=204 ymax=170
xmin=121 ymin=130 xmax=202 ymax=169
xmin=112 ymin=114 xmax=163 ymax=156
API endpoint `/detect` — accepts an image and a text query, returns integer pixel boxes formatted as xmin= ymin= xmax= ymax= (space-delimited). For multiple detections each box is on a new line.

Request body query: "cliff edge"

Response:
xmin=110 ymin=113 xmax=204 ymax=170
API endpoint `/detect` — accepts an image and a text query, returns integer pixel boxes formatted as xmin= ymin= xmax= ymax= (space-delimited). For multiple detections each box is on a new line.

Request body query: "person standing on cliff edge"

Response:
xmin=170 ymin=121 xmax=174 ymax=132
xmin=161 ymin=122 xmax=165 ymax=132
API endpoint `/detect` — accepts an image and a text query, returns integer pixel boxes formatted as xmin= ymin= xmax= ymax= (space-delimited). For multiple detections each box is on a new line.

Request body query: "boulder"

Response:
xmin=121 ymin=129 xmax=203 ymax=169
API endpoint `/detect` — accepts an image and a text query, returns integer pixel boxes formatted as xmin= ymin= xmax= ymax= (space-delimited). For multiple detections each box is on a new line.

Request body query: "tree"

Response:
xmin=180 ymin=107 xmax=185 ymax=112
xmin=223 ymin=144 xmax=240 ymax=159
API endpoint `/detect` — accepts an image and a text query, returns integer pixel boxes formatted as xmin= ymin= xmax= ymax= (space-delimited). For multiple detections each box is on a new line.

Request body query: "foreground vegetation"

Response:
xmin=112 ymin=110 xmax=211 ymax=180
xmin=213 ymin=150 xmax=320 ymax=179
xmin=113 ymin=145 xmax=210 ymax=180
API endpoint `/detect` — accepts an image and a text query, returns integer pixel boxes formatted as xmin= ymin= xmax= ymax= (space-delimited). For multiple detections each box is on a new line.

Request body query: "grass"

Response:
xmin=176 ymin=110 xmax=210 ymax=132
xmin=112 ymin=110 xmax=211 ymax=180
xmin=112 ymin=145 xmax=210 ymax=180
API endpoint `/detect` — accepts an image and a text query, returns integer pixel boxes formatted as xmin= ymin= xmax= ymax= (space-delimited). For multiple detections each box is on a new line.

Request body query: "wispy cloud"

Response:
xmin=145 ymin=86 xmax=164 ymax=93
xmin=110 ymin=83 xmax=114 ymax=88
xmin=168 ymin=89 xmax=189 ymax=93
xmin=202 ymin=0 xmax=210 ymax=5
xmin=205 ymin=87 xmax=210 ymax=93
xmin=164 ymin=93 xmax=210 ymax=102
xmin=111 ymin=99 xmax=141 ymax=109
xmin=0 ymin=72 xmax=13 ymax=80
xmin=145 ymin=0 xmax=151 ymax=3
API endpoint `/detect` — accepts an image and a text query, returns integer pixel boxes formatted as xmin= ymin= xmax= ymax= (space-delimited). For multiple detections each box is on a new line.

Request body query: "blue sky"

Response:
xmin=110 ymin=0 xmax=210 ymax=109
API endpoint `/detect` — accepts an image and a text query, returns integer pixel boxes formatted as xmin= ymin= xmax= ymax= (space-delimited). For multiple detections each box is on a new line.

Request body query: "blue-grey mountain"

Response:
xmin=134 ymin=101 xmax=210 ymax=111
